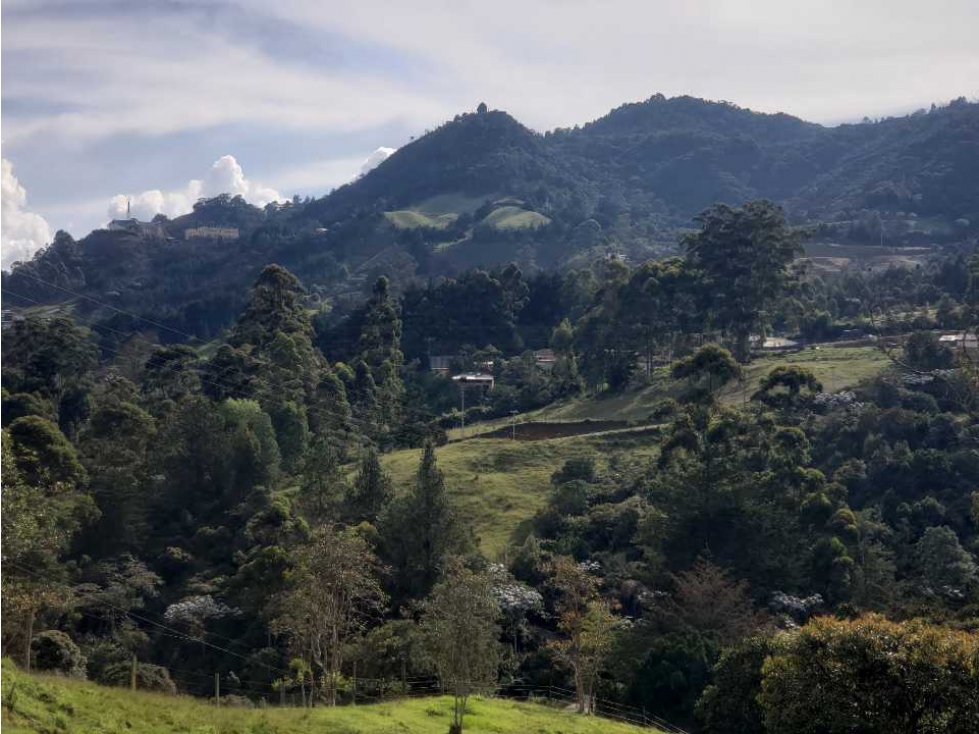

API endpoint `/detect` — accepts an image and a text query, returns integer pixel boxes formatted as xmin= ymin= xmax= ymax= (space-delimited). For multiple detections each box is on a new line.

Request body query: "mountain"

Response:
xmin=5 ymin=95 xmax=978 ymax=338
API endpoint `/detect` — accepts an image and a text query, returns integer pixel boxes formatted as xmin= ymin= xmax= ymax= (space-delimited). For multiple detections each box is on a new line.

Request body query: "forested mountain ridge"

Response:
xmin=4 ymin=191 xmax=979 ymax=732
xmin=4 ymin=95 xmax=978 ymax=341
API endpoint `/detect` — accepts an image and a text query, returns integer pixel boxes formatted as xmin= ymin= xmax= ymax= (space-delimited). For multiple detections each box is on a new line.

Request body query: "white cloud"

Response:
xmin=359 ymin=146 xmax=396 ymax=176
xmin=107 ymin=155 xmax=282 ymax=221
xmin=2 ymin=158 xmax=53 ymax=270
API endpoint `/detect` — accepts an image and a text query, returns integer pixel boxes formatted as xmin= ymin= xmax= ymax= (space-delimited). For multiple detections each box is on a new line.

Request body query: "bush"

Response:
xmin=102 ymin=661 xmax=177 ymax=694
xmin=759 ymin=615 xmax=979 ymax=733
xmin=31 ymin=631 xmax=87 ymax=678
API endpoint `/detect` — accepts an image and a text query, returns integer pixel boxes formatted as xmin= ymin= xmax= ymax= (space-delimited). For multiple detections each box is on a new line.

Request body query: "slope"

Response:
xmin=1 ymin=663 xmax=655 ymax=734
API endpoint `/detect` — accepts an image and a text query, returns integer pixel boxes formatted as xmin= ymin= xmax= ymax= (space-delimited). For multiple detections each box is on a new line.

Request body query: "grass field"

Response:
xmin=482 ymin=206 xmax=551 ymax=229
xmin=386 ymin=345 xmax=889 ymax=557
xmin=500 ymin=345 xmax=890 ymax=424
xmin=384 ymin=210 xmax=458 ymax=229
xmin=382 ymin=431 xmax=660 ymax=558
xmin=1 ymin=663 xmax=652 ymax=734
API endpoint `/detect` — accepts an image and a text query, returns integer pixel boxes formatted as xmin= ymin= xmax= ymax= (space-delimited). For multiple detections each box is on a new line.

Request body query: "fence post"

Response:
xmin=214 ymin=672 xmax=220 ymax=706
xmin=352 ymin=660 xmax=357 ymax=705
xmin=130 ymin=653 xmax=137 ymax=692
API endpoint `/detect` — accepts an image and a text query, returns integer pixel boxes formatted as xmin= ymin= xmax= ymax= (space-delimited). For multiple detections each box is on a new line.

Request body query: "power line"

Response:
xmin=6 ymin=560 xmax=292 ymax=679
xmin=10 ymin=271 xmax=196 ymax=340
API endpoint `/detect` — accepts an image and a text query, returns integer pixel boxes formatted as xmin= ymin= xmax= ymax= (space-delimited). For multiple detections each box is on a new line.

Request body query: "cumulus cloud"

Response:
xmin=107 ymin=155 xmax=282 ymax=221
xmin=359 ymin=146 xmax=396 ymax=176
xmin=2 ymin=158 xmax=53 ymax=270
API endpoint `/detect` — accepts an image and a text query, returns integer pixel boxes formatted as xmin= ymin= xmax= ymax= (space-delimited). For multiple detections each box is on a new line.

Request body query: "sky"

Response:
xmin=2 ymin=0 xmax=977 ymax=269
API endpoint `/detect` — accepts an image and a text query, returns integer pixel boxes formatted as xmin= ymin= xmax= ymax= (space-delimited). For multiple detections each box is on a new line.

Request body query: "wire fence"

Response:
xmin=216 ymin=674 xmax=687 ymax=733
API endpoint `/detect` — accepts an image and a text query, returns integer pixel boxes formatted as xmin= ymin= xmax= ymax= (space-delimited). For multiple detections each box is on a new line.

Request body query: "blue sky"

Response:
xmin=2 ymin=0 xmax=977 ymax=268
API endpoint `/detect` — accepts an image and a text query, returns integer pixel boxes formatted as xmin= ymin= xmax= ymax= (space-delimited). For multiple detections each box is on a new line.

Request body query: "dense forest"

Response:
xmin=3 ymin=196 xmax=979 ymax=733
xmin=3 ymin=95 xmax=978 ymax=343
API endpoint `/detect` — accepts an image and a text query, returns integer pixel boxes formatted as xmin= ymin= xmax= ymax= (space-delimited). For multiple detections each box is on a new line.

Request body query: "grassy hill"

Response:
xmin=373 ymin=355 xmax=872 ymax=560
xmin=525 ymin=345 xmax=890 ymax=423
xmin=385 ymin=345 xmax=889 ymax=557
xmin=482 ymin=206 xmax=551 ymax=229
xmin=382 ymin=430 xmax=661 ymax=557
xmin=1 ymin=663 xmax=653 ymax=734
xmin=384 ymin=210 xmax=458 ymax=229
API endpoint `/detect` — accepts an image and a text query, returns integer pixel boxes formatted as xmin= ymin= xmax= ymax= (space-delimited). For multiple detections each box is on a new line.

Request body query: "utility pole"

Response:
xmin=214 ymin=672 xmax=220 ymax=707
xmin=130 ymin=653 xmax=137 ymax=692
xmin=510 ymin=410 xmax=519 ymax=440
xmin=460 ymin=383 xmax=466 ymax=430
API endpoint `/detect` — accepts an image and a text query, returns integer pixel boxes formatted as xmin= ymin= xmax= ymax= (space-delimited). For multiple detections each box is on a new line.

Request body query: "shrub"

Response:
xmin=759 ymin=615 xmax=979 ymax=733
xmin=102 ymin=661 xmax=177 ymax=694
xmin=31 ymin=631 xmax=87 ymax=678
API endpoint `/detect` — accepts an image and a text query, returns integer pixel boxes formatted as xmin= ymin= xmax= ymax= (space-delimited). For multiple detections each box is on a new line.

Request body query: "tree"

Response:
xmin=79 ymin=399 xmax=157 ymax=555
xmin=1 ymin=425 xmax=94 ymax=670
xmin=546 ymin=556 xmax=616 ymax=713
xmin=297 ymin=436 xmax=347 ymax=522
xmin=272 ymin=526 xmax=386 ymax=706
xmin=346 ymin=449 xmax=393 ymax=523
xmin=142 ymin=345 xmax=201 ymax=401
xmin=380 ymin=442 xmax=473 ymax=603
xmin=422 ymin=563 xmax=501 ymax=734
xmin=752 ymin=365 xmax=823 ymax=410
xmin=357 ymin=276 xmax=405 ymax=430
xmin=913 ymin=525 xmax=977 ymax=592
xmin=616 ymin=257 xmax=695 ymax=373
xmin=759 ymin=615 xmax=979 ymax=734
xmin=659 ymin=559 xmax=762 ymax=645
xmin=1 ymin=314 xmax=98 ymax=433
xmin=684 ymin=201 xmax=803 ymax=362
xmin=905 ymin=330 xmax=955 ymax=370
xmin=671 ymin=344 xmax=742 ymax=400
xmin=696 ymin=636 xmax=775 ymax=734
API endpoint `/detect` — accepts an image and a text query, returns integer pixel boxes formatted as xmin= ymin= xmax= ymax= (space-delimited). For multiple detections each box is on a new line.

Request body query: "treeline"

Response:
xmin=3 ymin=200 xmax=979 ymax=732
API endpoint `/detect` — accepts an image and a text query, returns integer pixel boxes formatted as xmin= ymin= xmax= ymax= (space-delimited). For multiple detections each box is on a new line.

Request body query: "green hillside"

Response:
xmin=382 ymin=430 xmax=661 ymax=556
xmin=482 ymin=206 xmax=551 ymax=229
xmin=400 ymin=345 xmax=889 ymax=556
xmin=1 ymin=663 xmax=653 ymax=734
xmin=524 ymin=345 xmax=890 ymax=422
xmin=384 ymin=210 xmax=458 ymax=229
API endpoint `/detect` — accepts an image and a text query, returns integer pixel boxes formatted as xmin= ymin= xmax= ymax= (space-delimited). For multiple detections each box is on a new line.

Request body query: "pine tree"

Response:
xmin=345 ymin=449 xmax=393 ymax=523
xmin=380 ymin=441 xmax=472 ymax=603
xmin=357 ymin=277 xmax=404 ymax=432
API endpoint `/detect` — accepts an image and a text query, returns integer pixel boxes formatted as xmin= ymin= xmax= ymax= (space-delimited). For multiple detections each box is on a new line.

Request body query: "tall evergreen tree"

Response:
xmin=345 ymin=449 xmax=393 ymax=523
xmin=380 ymin=441 xmax=472 ymax=603
xmin=357 ymin=277 xmax=405 ymax=431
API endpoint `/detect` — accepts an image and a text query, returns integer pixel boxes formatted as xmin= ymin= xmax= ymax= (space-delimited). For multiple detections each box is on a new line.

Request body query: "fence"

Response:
xmin=204 ymin=673 xmax=687 ymax=734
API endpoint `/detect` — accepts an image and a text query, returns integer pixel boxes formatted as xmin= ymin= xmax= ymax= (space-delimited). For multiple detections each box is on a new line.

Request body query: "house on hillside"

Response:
xmin=429 ymin=355 xmax=454 ymax=374
xmin=939 ymin=331 xmax=978 ymax=355
xmin=751 ymin=335 xmax=800 ymax=352
xmin=107 ymin=218 xmax=166 ymax=237
xmin=534 ymin=348 xmax=557 ymax=370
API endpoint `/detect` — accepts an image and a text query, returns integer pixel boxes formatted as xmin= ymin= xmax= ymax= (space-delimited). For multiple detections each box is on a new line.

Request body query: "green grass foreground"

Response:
xmin=1 ymin=662 xmax=653 ymax=734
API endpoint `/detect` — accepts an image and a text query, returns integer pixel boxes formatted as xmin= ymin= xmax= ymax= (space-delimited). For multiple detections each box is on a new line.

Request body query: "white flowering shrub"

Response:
xmin=164 ymin=595 xmax=238 ymax=627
